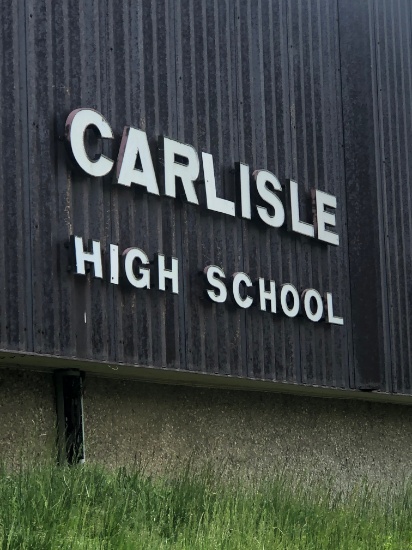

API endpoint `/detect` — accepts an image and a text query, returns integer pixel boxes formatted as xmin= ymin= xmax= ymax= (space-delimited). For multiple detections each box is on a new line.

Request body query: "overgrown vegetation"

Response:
xmin=0 ymin=463 xmax=411 ymax=549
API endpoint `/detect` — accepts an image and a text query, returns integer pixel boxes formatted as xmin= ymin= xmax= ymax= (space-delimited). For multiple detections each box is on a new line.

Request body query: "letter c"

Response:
xmin=65 ymin=108 xmax=114 ymax=177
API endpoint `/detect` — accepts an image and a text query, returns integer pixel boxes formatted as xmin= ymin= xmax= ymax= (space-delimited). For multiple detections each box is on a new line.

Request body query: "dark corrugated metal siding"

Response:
xmin=0 ymin=1 xmax=31 ymax=352
xmin=26 ymin=0 xmax=113 ymax=361
xmin=339 ymin=0 xmax=412 ymax=394
xmin=287 ymin=0 xmax=352 ymax=389
xmin=339 ymin=0 xmax=388 ymax=391
xmin=235 ymin=0 xmax=300 ymax=384
xmin=175 ymin=0 xmax=245 ymax=376
xmin=106 ymin=0 xmax=181 ymax=370
xmin=0 ymin=0 xmax=411 ymax=395
xmin=374 ymin=0 xmax=412 ymax=394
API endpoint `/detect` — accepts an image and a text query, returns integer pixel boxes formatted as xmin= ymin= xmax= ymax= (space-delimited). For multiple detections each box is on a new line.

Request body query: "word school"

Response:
xmin=70 ymin=237 xmax=343 ymax=326
xmin=66 ymin=108 xmax=339 ymax=247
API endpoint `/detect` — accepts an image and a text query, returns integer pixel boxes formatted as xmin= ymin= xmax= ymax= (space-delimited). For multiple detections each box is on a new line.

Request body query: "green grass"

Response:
xmin=0 ymin=463 xmax=411 ymax=549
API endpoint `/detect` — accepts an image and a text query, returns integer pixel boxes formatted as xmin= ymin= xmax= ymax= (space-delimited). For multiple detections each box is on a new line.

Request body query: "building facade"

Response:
xmin=1 ymin=0 xmax=412 ymax=479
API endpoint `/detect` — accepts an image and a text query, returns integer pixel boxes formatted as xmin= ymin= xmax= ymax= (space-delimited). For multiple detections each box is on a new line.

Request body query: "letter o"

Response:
xmin=302 ymin=289 xmax=323 ymax=322
xmin=280 ymin=284 xmax=300 ymax=317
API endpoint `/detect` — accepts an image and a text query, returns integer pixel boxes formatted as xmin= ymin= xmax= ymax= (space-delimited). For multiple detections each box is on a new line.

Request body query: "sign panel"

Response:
xmin=65 ymin=108 xmax=344 ymax=329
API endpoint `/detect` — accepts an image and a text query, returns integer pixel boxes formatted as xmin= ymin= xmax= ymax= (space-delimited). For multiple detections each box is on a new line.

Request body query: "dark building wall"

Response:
xmin=340 ymin=0 xmax=412 ymax=394
xmin=0 ymin=0 xmax=411 ymax=395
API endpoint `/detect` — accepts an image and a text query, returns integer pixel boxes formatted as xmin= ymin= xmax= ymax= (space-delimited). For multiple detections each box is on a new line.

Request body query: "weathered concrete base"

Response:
xmin=83 ymin=375 xmax=412 ymax=488
xmin=0 ymin=368 xmax=56 ymax=464
xmin=1 ymin=367 xmax=412 ymax=489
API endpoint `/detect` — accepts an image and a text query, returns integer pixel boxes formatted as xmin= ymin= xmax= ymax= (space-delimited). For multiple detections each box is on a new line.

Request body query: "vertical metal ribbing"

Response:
xmin=19 ymin=0 xmax=34 ymax=352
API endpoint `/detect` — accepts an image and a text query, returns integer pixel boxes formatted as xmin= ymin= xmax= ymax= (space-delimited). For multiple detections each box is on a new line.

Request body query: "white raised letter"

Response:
xmin=163 ymin=137 xmax=199 ymax=204
xmin=232 ymin=272 xmax=253 ymax=309
xmin=116 ymin=127 xmax=159 ymax=194
xmin=325 ymin=292 xmax=344 ymax=325
xmin=202 ymin=152 xmax=235 ymax=216
xmin=280 ymin=283 xmax=300 ymax=317
xmin=238 ymin=163 xmax=251 ymax=219
xmin=66 ymin=108 xmax=114 ymax=177
xmin=302 ymin=289 xmax=323 ymax=322
xmin=110 ymin=244 xmax=119 ymax=285
xmin=204 ymin=265 xmax=227 ymax=303
xmin=286 ymin=179 xmax=315 ymax=238
xmin=71 ymin=236 xmax=103 ymax=279
xmin=122 ymin=248 xmax=151 ymax=289
xmin=313 ymin=189 xmax=339 ymax=246
xmin=254 ymin=170 xmax=285 ymax=228
xmin=258 ymin=278 xmax=277 ymax=313
xmin=158 ymin=254 xmax=179 ymax=294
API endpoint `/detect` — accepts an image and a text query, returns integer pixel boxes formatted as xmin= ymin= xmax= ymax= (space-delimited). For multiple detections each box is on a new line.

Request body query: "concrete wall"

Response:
xmin=83 ymin=376 xmax=412 ymax=489
xmin=1 ymin=367 xmax=412 ymax=490
xmin=0 ymin=368 xmax=56 ymax=464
